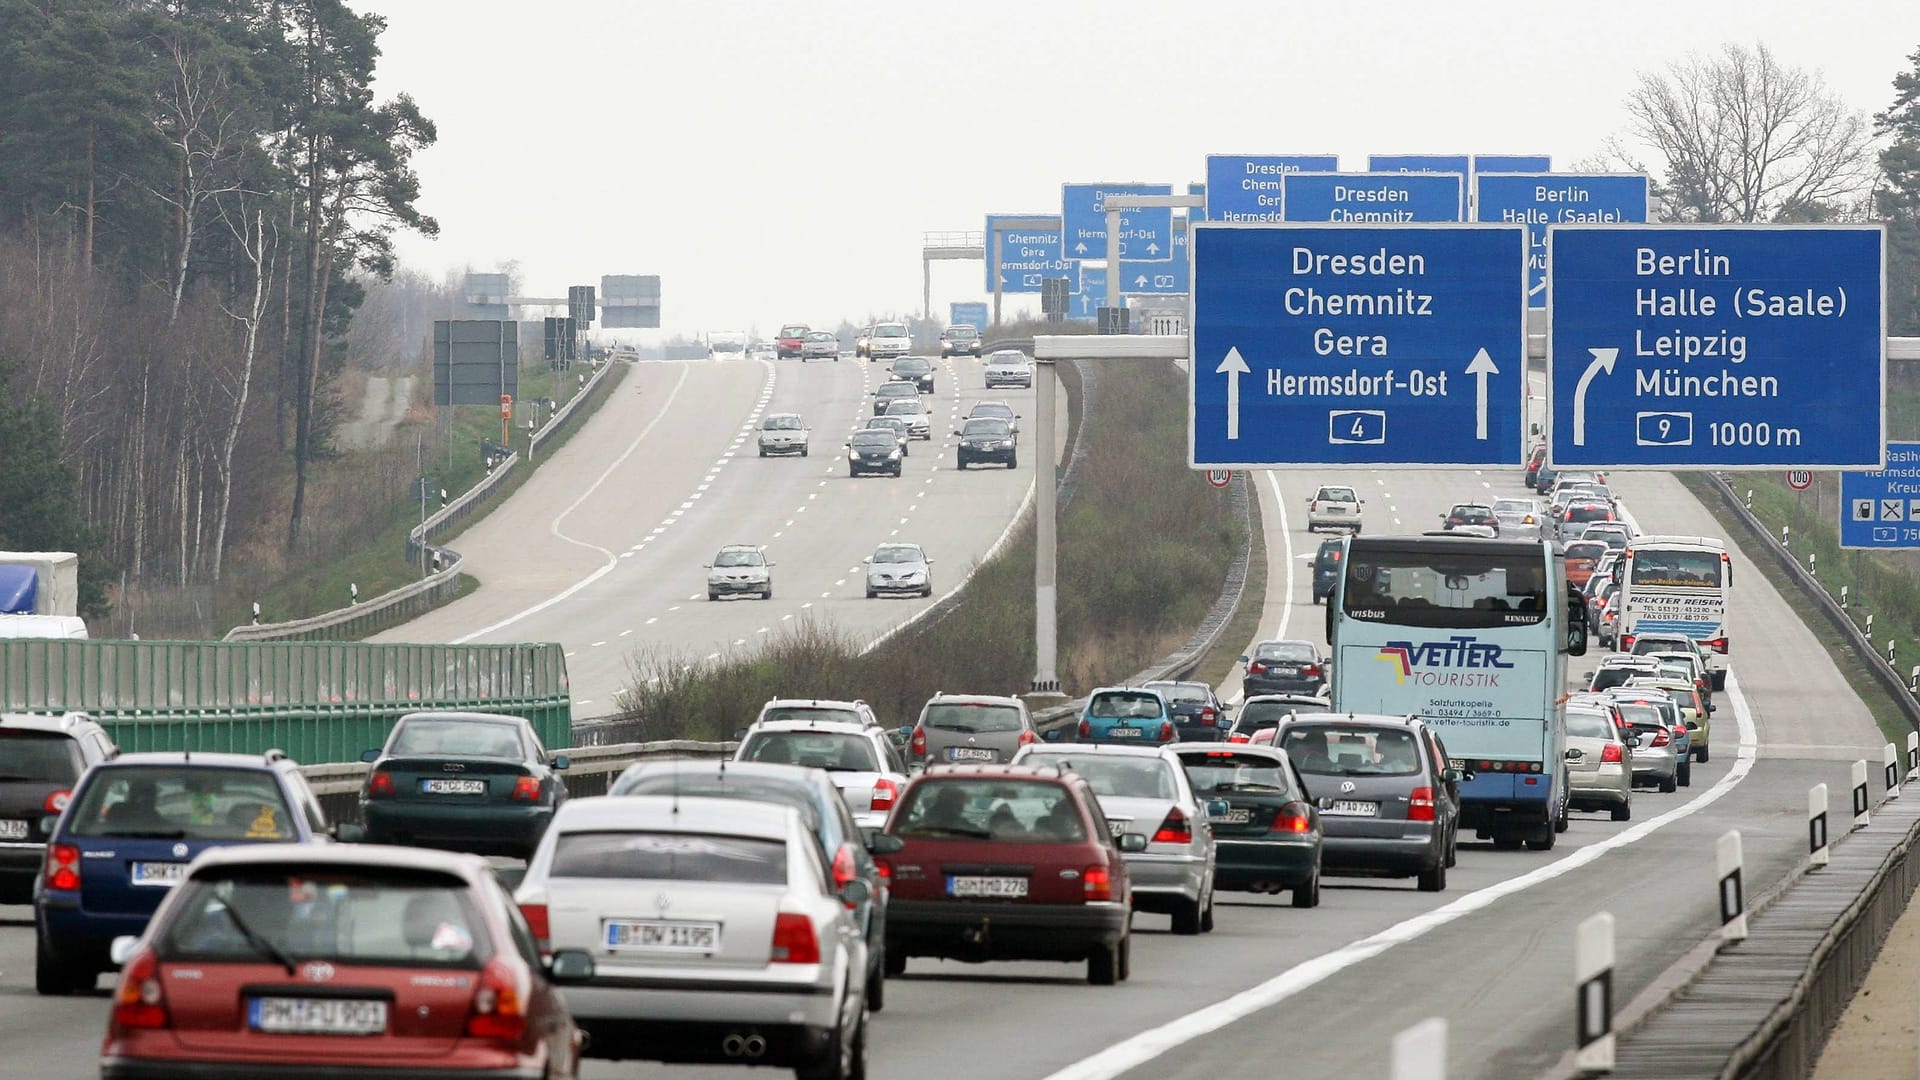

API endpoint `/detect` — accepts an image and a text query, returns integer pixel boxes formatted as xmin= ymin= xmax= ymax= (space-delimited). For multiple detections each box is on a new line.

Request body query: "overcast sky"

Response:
xmin=364 ymin=0 xmax=1920 ymax=338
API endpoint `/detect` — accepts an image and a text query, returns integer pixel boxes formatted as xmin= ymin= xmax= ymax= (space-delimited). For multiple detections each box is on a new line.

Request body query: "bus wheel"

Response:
xmin=1524 ymin=825 xmax=1556 ymax=852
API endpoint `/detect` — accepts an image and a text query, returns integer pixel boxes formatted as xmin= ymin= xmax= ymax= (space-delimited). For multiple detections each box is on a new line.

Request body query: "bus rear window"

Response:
xmin=1630 ymin=551 xmax=1723 ymax=588
xmin=1342 ymin=547 xmax=1549 ymax=624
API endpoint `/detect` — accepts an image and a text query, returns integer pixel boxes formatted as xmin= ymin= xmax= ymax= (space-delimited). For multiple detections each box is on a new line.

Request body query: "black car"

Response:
xmin=1534 ymin=463 xmax=1560 ymax=496
xmin=0 ymin=712 xmax=117 ymax=904
xmin=358 ymin=711 xmax=569 ymax=860
xmin=1312 ymin=537 xmax=1343 ymax=604
xmin=956 ymin=417 xmax=1017 ymax=470
xmin=1240 ymin=639 xmax=1327 ymax=698
xmin=1227 ymin=695 xmax=1332 ymax=744
xmin=1443 ymin=503 xmax=1500 ymax=534
xmin=1274 ymin=714 xmax=1460 ymax=891
xmin=1173 ymin=745 xmax=1323 ymax=906
xmin=1142 ymin=680 xmax=1228 ymax=742
xmin=872 ymin=380 xmax=919 ymax=415
xmin=847 ymin=430 xmax=905 ymax=477
xmin=889 ymin=355 xmax=937 ymax=393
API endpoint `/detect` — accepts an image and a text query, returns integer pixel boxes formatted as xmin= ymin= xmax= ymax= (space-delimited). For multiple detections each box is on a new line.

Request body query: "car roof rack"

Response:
xmin=263 ymin=748 xmax=287 ymax=764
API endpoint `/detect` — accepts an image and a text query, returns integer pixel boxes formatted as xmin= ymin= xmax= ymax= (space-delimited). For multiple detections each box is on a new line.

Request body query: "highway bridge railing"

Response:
xmin=0 ymin=639 xmax=573 ymax=760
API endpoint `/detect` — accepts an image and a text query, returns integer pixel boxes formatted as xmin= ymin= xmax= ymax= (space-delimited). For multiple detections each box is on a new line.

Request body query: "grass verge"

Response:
xmin=1195 ymin=485 xmax=1266 ymax=691
xmin=612 ymin=358 xmax=1249 ymax=737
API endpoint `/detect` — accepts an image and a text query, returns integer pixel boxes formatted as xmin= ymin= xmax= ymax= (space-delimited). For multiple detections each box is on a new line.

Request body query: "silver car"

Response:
xmin=908 ymin=694 xmax=1036 ymax=769
xmin=865 ymin=542 xmax=932 ymax=598
xmin=1012 ymin=743 xmax=1218 ymax=935
xmin=706 ymin=544 xmax=772 ymax=601
xmin=983 ymin=350 xmax=1034 ymax=389
xmin=757 ymin=413 xmax=809 ymax=457
xmin=1614 ymin=699 xmax=1679 ymax=793
xmin=734 ymin=719 xmax=909 ymax=830
xmin=1564 ymin=704 xmax=1633 ymax=821
xmin=801 ymin=330 xmax=840 ymax=360
xmin=1491 ymin=497 xmax=1545 ymax=540
xmin=515 ymin=796 xmax=871 ymax=1074
xmin=883 ymin=397 xmax=931 ymax=439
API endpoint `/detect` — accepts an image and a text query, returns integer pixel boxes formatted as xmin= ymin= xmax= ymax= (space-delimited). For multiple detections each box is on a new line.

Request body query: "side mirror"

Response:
xmin=331 ymin=822 xmax=367 ymax=843
xmin=1220 ymin=703 xmax=1234 ymax=712
xmin=551 ymin=754 xmax=571 ymax=770
xmin=1564 ymin=749 xmax=1581 ymax=761
xmin=1688 ymin=720 xmax=1701 ymax=729
xmin=1042 ymin=728 xmax=1064 ymax=742
xmin=1237 ymin=654 xmax=1249 ymax=663
xmin=40 ymin=814 xmax=60 ymax=835
xmin=863 ymin=557 xmax=872 ymax=563
xmin=359 ymin=749 xmax=381 ymax=764
xmin=1205 ymin=798 xmax=1231 ymax=820
xmin=1118 ymin=833 xmax=1150 ymax=853
xmin=866 ymin=832 xmax=905 ymax=855
xmin=839 ymin=878 xmax=874 ymax=905
xmin=548 ymin=949 xmax=596 ymax=984
xmin=1707 ymin=705 xmax=1717 ymax=714
xmin=1443 ymin=768 xmax=1465 ymax=784
xmin=731 ymin=728 xmax=748 ymax=740
xmin=109 ymin=935 xmax=141 ymax=967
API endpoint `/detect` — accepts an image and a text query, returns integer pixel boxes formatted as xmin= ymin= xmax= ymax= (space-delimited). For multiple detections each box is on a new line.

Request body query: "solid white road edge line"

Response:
xmin=1043 ymin=664 xmax=1760 ymax=1080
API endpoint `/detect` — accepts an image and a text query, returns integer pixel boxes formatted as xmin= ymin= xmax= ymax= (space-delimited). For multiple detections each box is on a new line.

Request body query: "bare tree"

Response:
xmin=1624 ymin=42 xmax=1876 ymax=222
xmin=145 ymin=28 xmax=253 ymax=326
xmin=209 ymin=198 xmax=274 ymax=583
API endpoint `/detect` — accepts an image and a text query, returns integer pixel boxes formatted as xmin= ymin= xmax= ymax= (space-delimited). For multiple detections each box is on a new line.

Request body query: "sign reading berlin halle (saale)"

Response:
xmin=1547 ymin=224 xmax=1885 ymax=471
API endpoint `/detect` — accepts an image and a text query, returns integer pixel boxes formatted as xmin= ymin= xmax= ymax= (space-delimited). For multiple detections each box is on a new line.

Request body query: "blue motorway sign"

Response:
xmin=1190 ymin=224 xmax=1527 ymax=469
xmin=1370 ymin=154 xmax=1469 ymax=215
xmin=1473 ymin=154 xmax=1552 ymax=175
xmin=1070 ymin=265 xmax=1109 ymax=320
xmin=1548 ymin=225 xmax=1885 ymax=470
xmin=1062 ymin=182 xmax=1172 ymax=261
xmin=1474 ymin=174 xmax=1648 ymax=306
xmin=1203 ymin=155 xmax=1339 ymax=223
xmin=1188 ymin=182 xmax=1206 ymax=222
xmin=1120 ymin=220 xmax=1189 ymax=295
xmin=1282 ymin=173 xmax=1462 ymax=223
xmin=951 ymin=302 xmax=989 ymax=331
xmin=985 ymin=215 xmax=1074 ymax=293
xmin=1841 ymin=445 xmax=1920 ymax=549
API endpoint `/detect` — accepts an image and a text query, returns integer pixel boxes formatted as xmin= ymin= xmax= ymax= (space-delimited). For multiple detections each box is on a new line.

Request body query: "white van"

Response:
xmin=0 ymin=615 xmax=88 ymax=639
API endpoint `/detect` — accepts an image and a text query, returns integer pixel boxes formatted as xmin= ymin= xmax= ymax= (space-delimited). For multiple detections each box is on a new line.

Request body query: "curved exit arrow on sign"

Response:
xmin=1573 ymin=348 xmax=1618 ymax=446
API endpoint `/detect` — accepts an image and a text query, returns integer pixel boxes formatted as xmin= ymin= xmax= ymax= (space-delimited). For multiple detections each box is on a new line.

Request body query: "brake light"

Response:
xmin=509 ymin=776 xmax=542 ymax=801
xmin=43 ymin=790 xmax=69 ymax=814
xmin=1702 ymin=637 xmax=1728 ymax=654
xmin=1302 ymin=664 xmax=1322 ymax=679
xmin=873 ymin=858 xmax=891 ymax=881
xmin=1271 ymin=803 xmax=1313 ymax=834
xmin=869 ymin=779 xmax=898 ymax=814
xmin=1083 ymin=865 xmax=1113 ymax=902
xmin=518 ymin=903 xmax=550 ymax=953
xmin=771 ymin=912 xmax=820 ymax=964
xmin=1157 ymin=721 xmax=1173 ymax=742
xmin=1672 ymin=724 xmax=1689 ymax=742
xmin=44 ymin=842 xmax=79 ymax=892
xmin=1078 ymin=719 xmax=1091 ymax=739
xmin=1248 ymin=662 xmax=1268 ymax=675
xmin=466 ymin=956 xmax=527 ymax=1040
xmin=1620 ymin=634 xmax=1635 ymax=650
xmin=368 ymin=770 xmax=395 ymax=797
xmin=1409 ymin=787 xmax=1437 ymax=823
xmin=1601 ymin=743 xmax=1625 ymax=763
xmin=1151 ymin=808 xmax=1192 ymax=844
xmin=1228 ymin=733 xmax=1249 ymax=743
xmin=1200 ymin=707 xmax=1217 ymax=727
xmin=1650 ymin=728 xmax=1670 ymax=747
xmin=910 ymin=726 xmax=927 ymax=758
xmin=111 ymin=948 xmax=168 ymax=1031
xmin=1017 ymin=730 xmax=1037 ymax=746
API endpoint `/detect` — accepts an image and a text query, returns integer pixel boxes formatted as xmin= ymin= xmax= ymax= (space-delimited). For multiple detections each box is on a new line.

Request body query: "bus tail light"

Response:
xmin=1702 ymin=637 xmax=1729 ymax=654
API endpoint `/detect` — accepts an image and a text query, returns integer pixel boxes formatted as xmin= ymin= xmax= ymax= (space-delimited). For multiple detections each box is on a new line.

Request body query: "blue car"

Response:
xmin=1077 ymin=687 xmax=1175 ymax=745
xmin=34 ymin=749 xmax=346 ymax=995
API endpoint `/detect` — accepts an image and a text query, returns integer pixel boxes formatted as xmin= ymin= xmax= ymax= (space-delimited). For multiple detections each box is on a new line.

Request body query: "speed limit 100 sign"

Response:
xmin=1206 ymin=469 xmax=1232 ymax=489
xmin=1786 ymin=470 xmax=1812 ymax=490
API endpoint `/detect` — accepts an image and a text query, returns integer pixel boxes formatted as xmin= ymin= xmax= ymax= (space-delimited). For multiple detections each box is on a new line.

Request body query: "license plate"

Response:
xmin=605 ymin=919 xmax=721 ymax=953
xmin=1106 ymin=819 xmax=1132 ymax=837
xmin=249 ymin=996 xmax=388 ymax=1036
xmin=1106 ymin=727 xmax=1141 ymax=738
xmin=1217 ymin=808 xmax=1252 ymax=825
xmin=130 ymin=861 xmax=188 ymax=887
xmin=1324 ymin=800 xmax=1379 ymax=817
xmin=420 ymin=778 xmax=486 ymax=795
xmin=948 ymin=876 xmax=1027 ymax=898
xmin=947 ymin=747 xmax=995 ymax=762
xmin=1272 ymin=665 xmax=1301 ymax=676
xmin=0 ymin=819 xmax=27 ymax=840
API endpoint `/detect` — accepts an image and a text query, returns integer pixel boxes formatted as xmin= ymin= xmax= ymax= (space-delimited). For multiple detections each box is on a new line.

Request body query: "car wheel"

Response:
xmin=1292 ymin=863 xmax=1322 ymax=908
xmin=1170 ymin=894 xmax=1203 ymax=935
xmin=1611 ymin=802 xmax=1632 ymax=822
xmin=1555 ymin=788 xmax=1570 ymax=833
xmin=867 ymin=960 xmax=886 ymax=1013
xmin=35 ymin=937 xmax=86 ymax=996
xmin=957 ymin=457 xmax=968 ymax=470
xmin=892 ymin=465 xmax=903 ymax=477
xmin=1117 ymin=933 xmax=1131 ymax=982
xmin=1711 ymin=670 xmax=1727 ymax=691
xmin=921 ymin=584 xmax=933 ymax=598
xmin=866 ymin=588 xmax=877 ymax=599
xmin=763 ymin=587 xmax=774 ymax=600
xmin=884 ymin=949 xmax=906 ymax=977
xmin=1696 ymin=743 xmax=1710 ymax=763
xmin=1200 ymin=891 xmax=1216 ymax=932
xmin=758 ymin=448 xmax=767 ymax=457
xmin=1660 ymin=773 xmax=1678 ymax=793
xmin=1088 ymin=942 xmax=1121 ymax=985
xmin=1008 ymin=453 xmax=1017 ymax=469
xmin=848 ymin=468 xmax=857 ymax=478
xmin=1445 ymin=827 xmax=1458 ymax=867
xmin=802 ymin=446 xmax=810 ymax=458
xmin=1678 ymin=759 xmax=1692 ymax=787
xmin=707 ymin=592 xmax=719 ymax=602
xmin=798 ymin=1005 xmax=866 ymax=1080
xmin=1417 ymin=856 xmax=1447 ymax=892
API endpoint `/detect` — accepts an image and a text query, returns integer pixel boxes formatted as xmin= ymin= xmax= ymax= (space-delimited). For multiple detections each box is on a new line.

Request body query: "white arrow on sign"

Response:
xmin=1216 ymin=347 xmax=1251 ymax=440
xmin=1134 ymin=275 xmax=1149 ymax=288
xmin=1466 ymin=348 xmax=1498 ymax=441
xmin=1573 ymin=347 xmax=1618 ymax=446
xmin=1146 ymin=242 xmax=1161 ymax=255
xmin=1074 ymin=242 xmax=1088 ymax=255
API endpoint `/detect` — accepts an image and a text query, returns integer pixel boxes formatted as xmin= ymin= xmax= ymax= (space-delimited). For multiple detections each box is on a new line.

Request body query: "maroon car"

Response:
xmin=776 ymin=323 xmax=810 ymax=360
xmin=879 ymin=763 xmax=1142 ymax=985
xmin=100 ymin=843 xmax=585 ymax=1080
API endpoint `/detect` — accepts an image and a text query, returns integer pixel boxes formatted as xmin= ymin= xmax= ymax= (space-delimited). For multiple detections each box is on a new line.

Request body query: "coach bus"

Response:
xmin=1614 ymin=534 xmax=1732 ymax=690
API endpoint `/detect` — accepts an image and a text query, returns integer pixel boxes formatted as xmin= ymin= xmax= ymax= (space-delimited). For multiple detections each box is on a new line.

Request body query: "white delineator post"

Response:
xmin=1717 ymin=829 xmax=1748 ymax=943
xmin=1853 ymin=759 xmax=1872 ymax=829
xmin=1391 ymin=1017 xmax=1447 ymax=1080
xmin=1809 ymin=783 xmax=1831 ymax=868
xmin=1575 ymin=911 xmax=1615 ymax=1074
xmin=1886 ymin=742 xmax=1902 ymax=801
xmin=1907 ymin=731 xmax=1919 ymax=782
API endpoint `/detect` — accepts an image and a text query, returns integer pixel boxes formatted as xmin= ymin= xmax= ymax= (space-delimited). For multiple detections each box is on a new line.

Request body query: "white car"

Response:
xmin=1491 ymin=497 xmax=1545 ymax=540
xmin=757 ymin=413 xmax=810 ymax=457
xmin=868 ymin=322 xmax=911 ymax=361
xmin=883 ymin=397 xmax=931 ymax=439
xmin=865 ymin=543 xmax=932 ymax=598
xmin=706 ymin=544 xmax=772 ymax=600
xmin=984 ymin=350 xmax=1034 ymax=389
xmin=734 ymin=719 xmax=909 ymax=830
xmin=1306 ymin=485 xmax=1365 ymax=533
xmin=516 ymin=797 xmax=871 ymax=1076
xmin=747 ymin=698 xmax=884 ymax=731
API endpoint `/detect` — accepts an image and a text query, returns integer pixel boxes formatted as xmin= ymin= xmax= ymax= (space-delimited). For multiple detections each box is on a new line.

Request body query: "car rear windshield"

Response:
xmin=1236 ymin=702 xmax=1326 ymax=732
xmin=1589 ymin=666 xmax=1651 ymax=691
xmin=1255 ymin=642 xmax=1316 ymax=662
xmin=161 ymin=866 xmax=488 ymax=968
xmin=893 ymin=779 xmax=1084 ymax=842
xmin=610 ymin=774 xmax=819 ymax=828
xmin=922 ymin=703 xmax=1023 ymax=734
xmin=1088 ymin=692 xmax=1161 ymax=718
xmin=1043 ymin=756 xmax=1176 ymax=799
xmin=1316 ymin=488 xmax=1357 ymax=503
xmin=550 ymin=831 xmax=787 ymax=885
xmin=1565 ymin=709 xmax=1615 ymax=740
xmin=1631 ymin=550 xmax=1724 ymax=588
xmin=1149 ymin=684 xmax=1210 ymax=704
xmin=1492 ymin=500 xmax=1534 ymax=515
xmin=780 ymin=326 xmax=807 ymax=337
xmin=1616 ymin=703 xmax=1667 ymax=731
xmin=1564 ymin=542 xmax=1607 ymax=562
xmin=1179 ymin=751 xmax=1291 ymax=795
xmin=1280 ymin=726 xmax=1423 ymax=777
xmin=68 ymin=766 xmax=297 ymax=841
xmin=389 ymin=718 xmax=523 ymax=759
xmin=761 ymin=706 xmax=861 ymax=726
xmin=1614 ymin=695 xmax=1680 ymax=725
xmin=1567 ymin=505 xmax=1614 ymax=523
xmin=739 ymin=731 xmax=878 ymax=772
xmin=0 ymin=730 xmax=81 ymax=783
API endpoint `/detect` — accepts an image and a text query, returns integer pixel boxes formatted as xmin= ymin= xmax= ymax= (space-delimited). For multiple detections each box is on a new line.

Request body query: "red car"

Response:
xmin=880 ymin=764 xmax=1141 ymax=985
xmin=776 ymin=323 xmax=810 ymax=360
xmin=100 ymin=843 xmax=585 ymax=1080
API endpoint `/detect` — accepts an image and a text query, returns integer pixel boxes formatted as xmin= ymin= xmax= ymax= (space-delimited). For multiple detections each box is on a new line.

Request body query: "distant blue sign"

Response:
xmin=1548 ymin=225 xmax=1885 ymax=470
xmin=1473 ymin=155 xmax=1552 ymax=175
xmin=1841 ymin=445 xmax=1920 ymax=549
xmin=1203 ymin=155 xmax=1339 ymax=223
xmin=1070 ymin=266 xmax=1109 ymax=320
xmin=1062 ymin=182 xmax=1172 ymax=261
xmin=1281 ymin=173 xmax=1462 ymax=223
xmin=1370 ymin=155 xmax=1469 ymax=215
xmin=1120 ymin=220 xmax=1189 ymax=295
xmin=985 ymin=215 xmax=1074 ymax=293
xmin=1188 ymin=182 xmax=1205 ymax=222
xmin=1190 ymin=224 xmax=1527 ymax=469
xmin=951 ymin=302 xmax=989 ymax=331
xmin=1474 ymin=174 xmax=1648 ymax=306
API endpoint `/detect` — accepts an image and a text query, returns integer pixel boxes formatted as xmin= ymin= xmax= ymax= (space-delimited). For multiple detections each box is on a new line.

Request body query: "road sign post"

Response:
xmin=1840 ymin=443 xmax=1920 ymax=548
xmin=1190 ymin=223 xmax=1527 ymax=469
xmin=1548 ymin=225 xmax=1885 ymax=470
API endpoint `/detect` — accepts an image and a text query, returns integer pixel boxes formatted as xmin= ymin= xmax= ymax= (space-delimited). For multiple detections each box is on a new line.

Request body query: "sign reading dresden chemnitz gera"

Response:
xmin=1203 ymin=155 xmax=1339 ymax=223
xmin=1547 ymin=224 xmax=1885 ymax=470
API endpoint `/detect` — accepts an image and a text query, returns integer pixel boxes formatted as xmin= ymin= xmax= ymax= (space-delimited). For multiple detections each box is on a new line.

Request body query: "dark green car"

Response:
xmin=1172 ymin=744 xmax=1323 ymax=908
xmin=358 ymin=711 xmax=569 ymax=860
